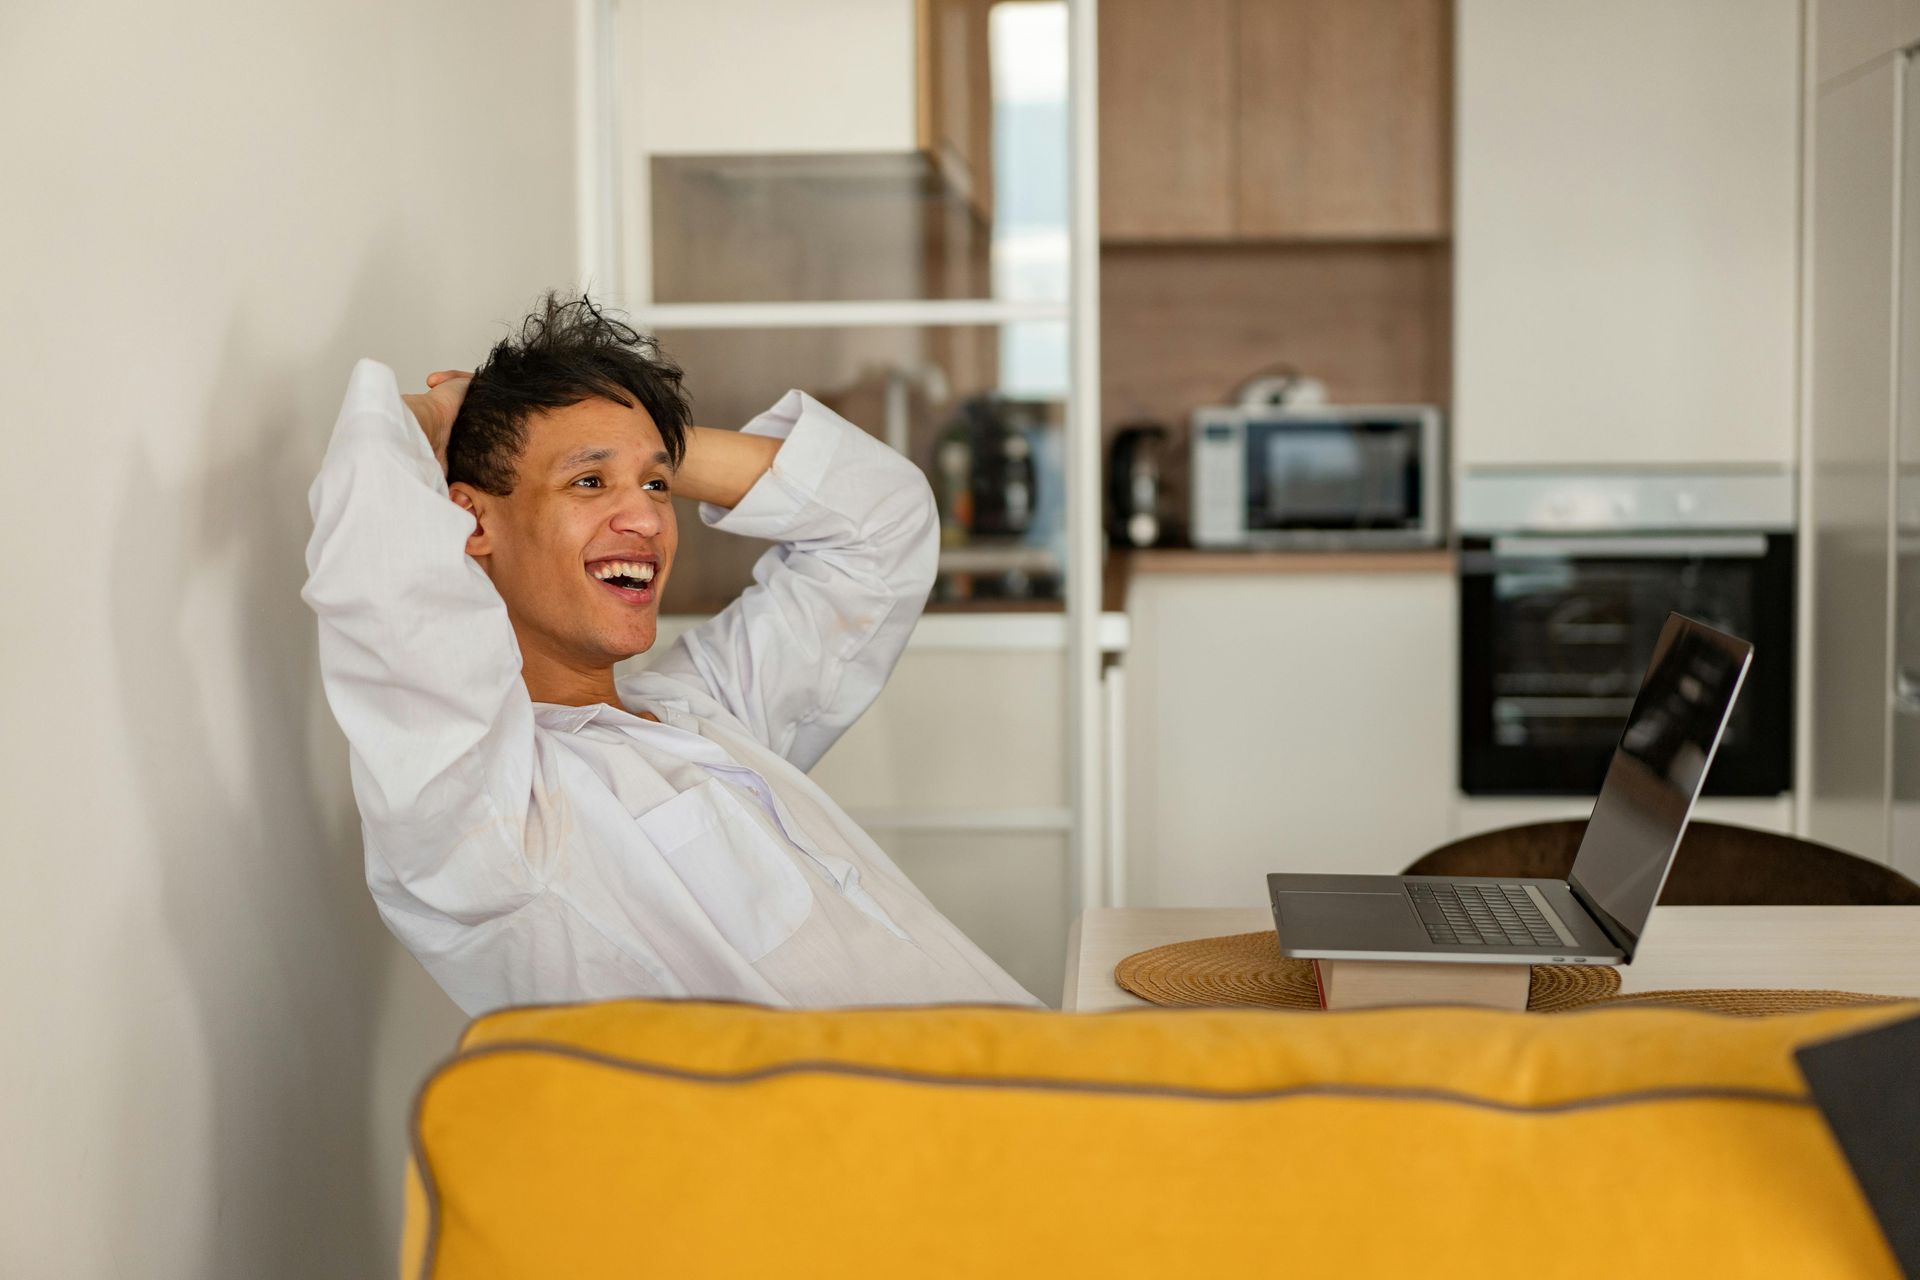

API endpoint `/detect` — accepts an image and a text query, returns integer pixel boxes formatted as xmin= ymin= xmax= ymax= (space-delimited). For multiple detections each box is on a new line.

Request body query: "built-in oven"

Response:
xmin=1458 ymin=472 xmax=1795 ymax=797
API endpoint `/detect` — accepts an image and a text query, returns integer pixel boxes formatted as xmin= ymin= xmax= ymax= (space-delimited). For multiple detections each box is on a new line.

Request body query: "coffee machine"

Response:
xmin=1107 ymin=423 xmax=1169 ymax=548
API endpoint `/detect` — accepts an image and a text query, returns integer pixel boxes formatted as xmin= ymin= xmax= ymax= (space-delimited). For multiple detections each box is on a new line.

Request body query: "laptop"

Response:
xmin=1267 ymin=612 xmax=1753 ymax=966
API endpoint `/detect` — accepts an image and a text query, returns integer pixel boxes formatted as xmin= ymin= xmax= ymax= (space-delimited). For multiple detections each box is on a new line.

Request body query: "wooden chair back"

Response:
xmin=1401 ymin=820 xmax=1920 ymax=906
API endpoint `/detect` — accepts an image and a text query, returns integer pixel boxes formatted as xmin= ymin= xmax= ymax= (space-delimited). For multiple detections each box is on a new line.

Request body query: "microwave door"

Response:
xmin=1246 ymin=417 xmax=1431 ymax=546
xmin=1252 ymin=424 xmax=1367 ymax=529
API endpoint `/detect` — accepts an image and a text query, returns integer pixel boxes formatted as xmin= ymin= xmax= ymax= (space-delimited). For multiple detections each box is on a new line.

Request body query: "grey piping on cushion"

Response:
xmin=406 ymin=1037 xmax=1818 ymax=1280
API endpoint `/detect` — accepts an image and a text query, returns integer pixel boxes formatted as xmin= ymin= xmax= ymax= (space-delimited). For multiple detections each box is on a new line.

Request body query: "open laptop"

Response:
xmin=1267 ymin=612 xmax=1753 ymax=966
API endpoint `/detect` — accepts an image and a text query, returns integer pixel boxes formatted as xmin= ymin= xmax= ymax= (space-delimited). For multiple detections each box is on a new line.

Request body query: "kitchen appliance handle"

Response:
xmin=1484 ymin=534 xmax=1771 ymax=560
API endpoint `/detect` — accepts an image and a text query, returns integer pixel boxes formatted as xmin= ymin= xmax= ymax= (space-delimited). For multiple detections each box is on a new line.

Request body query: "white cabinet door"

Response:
xmin=1805 ymin=57 xmax=1900 ymax=862
xmin=1454 ymin=0 xmax=1800 ymax=467
xmin=626 ymin=624 xmax=1074 ymax=1002
xmin=1123 ymin=573 xmax=1457 ymax=907
xmin=804 ymin=644 xmax=1075 ymax=1004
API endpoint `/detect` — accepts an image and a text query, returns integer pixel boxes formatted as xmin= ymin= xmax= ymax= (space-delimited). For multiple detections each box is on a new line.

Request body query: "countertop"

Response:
xmin=661 ymin=546 xmax=1449 ymax=629
xmin=1063 ymin=906 xmax=1920 ymax=1012
xmin=1122 ymin=547 xmax=1456 ymax=575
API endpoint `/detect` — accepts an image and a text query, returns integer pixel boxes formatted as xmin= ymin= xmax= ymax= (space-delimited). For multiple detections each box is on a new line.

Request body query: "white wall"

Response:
xmin=0 ymin=2 xmax=575 ymax=1275
xmin=621 ymin=0 xmax=918 ymax=155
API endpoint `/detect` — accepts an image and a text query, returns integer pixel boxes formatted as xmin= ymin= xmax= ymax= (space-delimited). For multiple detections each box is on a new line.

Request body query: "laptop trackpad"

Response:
xmin=1272 ymin=891 xmax=1422 ymax=951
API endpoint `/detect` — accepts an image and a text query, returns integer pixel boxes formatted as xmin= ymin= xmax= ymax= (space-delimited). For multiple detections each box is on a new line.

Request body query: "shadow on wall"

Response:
xmin=106 ymin=246 xmax=468 ymax=1277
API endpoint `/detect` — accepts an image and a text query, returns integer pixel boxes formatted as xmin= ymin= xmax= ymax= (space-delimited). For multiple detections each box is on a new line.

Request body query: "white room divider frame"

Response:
xmin=569 ymin=0 xmax=1119 ymax=916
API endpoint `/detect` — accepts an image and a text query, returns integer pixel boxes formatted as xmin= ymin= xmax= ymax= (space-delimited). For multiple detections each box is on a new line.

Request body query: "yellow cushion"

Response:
xmin=402 ymin=999 xmax=1915 ymax=1279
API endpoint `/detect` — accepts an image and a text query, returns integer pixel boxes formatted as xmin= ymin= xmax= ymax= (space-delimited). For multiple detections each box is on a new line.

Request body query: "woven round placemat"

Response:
xmin=1114 ymin=932 xmax=1617 ymax=1012
xmin=1571 ymin=988 xmax=1905 ymax=1015
xmin=1113 ymin=932 xmax=1906 ymax=1015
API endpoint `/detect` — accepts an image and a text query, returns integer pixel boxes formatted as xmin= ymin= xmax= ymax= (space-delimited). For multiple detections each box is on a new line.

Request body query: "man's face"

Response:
xmin=454 ymin=397 xmax=678 ymax=672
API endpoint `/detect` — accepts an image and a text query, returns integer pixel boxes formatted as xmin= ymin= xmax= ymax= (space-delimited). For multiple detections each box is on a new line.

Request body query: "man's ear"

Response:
xmin=448 ymin=483 xmax=493 ymax=558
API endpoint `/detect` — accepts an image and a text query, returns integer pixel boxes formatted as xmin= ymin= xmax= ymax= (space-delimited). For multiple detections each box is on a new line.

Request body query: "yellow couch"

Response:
xmin=401 ymin=998 xmax=1914 ymax=1279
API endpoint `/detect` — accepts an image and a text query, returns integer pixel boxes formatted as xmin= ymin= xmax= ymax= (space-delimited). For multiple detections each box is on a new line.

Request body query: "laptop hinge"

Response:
xmin=1567 ymin=876 xmax=1637 ymax=959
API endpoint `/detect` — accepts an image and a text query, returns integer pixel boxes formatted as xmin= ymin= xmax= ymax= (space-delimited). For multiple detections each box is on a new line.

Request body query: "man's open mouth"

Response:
xmin=587 ymin=558 xmax=658 ymax=600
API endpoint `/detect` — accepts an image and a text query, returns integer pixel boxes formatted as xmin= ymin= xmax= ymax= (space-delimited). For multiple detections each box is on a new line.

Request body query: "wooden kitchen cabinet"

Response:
xmin=1099 ymin=0 xmax=1449 ymax=242
xmin=1098 ymin=0 xmax=1236 ymax=240
xmin=1236 ymin=0 xmax=1449 ymax=239
xmin=918 ymin=0 xmax=996 ymax=221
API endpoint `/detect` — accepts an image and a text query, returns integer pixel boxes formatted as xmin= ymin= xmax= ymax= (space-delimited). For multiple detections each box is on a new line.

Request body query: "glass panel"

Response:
xmin=990 ymin=0 xmax=1070 ymax=395
xmin=1460 ymin=534 xmax=1798 ymax=799
xmin=1488 ymin=557 xmax=1764 ymax=753
xmin=1893 ymin=52 xmax=1920 ymax=865
xmin=1899 ymin=51 xmax=1920 ymax=709
xmin=651 ymin=323 xmax=1068 ymax=612
xmin=644 ymin=1 xmax=1069 ymax=306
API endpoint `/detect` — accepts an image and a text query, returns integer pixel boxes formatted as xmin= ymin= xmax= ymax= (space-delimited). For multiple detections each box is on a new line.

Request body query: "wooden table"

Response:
xmin=1063 ymin=906 xmax=1920 ymax=1012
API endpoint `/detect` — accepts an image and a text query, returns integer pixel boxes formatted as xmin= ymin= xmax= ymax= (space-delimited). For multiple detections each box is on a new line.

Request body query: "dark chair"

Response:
xmin=1401 ymin=819 xmax=1920 ymax=906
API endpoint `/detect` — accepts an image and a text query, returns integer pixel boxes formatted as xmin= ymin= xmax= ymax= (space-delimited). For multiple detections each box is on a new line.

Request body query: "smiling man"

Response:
xmin=303 ymin=294 xmax=1037 ymax=1013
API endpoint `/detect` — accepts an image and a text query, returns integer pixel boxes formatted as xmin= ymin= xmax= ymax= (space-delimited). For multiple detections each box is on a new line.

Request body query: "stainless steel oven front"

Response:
xmin=1457 ymin=472 xmax=1795 ymax=797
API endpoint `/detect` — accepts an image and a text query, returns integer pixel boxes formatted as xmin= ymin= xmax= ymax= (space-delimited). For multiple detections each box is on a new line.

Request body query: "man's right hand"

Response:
xmin=402 ymin=370 xmax=473 ymax=474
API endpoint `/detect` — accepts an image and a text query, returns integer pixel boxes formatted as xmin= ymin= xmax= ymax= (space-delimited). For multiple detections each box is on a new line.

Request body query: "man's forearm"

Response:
xmin=673 ymin=426 xmax=783 ymax=509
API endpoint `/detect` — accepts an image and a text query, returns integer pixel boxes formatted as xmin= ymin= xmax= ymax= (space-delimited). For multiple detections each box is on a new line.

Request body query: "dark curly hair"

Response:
xmin=447 ymin=292 xmax=692 ymax=495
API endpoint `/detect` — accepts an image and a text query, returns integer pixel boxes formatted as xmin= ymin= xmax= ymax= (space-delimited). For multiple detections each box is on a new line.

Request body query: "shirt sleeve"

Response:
xmin=301 ymin=359 xmax=540 ymax=921
xmin=648 ymin=391 xmax=940 ymax=772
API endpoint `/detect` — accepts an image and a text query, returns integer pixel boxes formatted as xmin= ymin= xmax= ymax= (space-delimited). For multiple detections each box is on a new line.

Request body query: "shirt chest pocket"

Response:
xmin=631 ymin=778 xmax=812 ymax=962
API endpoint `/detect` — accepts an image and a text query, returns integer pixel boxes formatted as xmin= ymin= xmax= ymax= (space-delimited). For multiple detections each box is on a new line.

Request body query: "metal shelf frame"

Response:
xmin=573 ymin=0 xmax=1116 ymax=913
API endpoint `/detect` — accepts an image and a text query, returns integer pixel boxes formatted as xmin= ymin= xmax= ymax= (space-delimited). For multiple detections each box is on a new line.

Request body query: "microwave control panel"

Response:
xmin=1190 ymin=413 xmax=1248 ymax=547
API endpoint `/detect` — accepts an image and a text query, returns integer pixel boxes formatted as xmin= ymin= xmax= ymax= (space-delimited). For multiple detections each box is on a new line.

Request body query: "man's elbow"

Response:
xmin=870 ymin=465 xmax=941 ymax=601
xmin=901 ymin=468 xmax=942 ymax=597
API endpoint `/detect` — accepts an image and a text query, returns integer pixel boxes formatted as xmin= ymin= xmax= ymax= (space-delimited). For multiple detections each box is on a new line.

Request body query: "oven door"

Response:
xmin=1459 ymin=532 xmax=1794 ymax=796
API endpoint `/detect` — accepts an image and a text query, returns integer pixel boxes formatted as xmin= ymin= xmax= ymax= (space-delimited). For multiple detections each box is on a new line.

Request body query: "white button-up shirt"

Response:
xmin=303 ymin=360 xmax=1038 ymax=1014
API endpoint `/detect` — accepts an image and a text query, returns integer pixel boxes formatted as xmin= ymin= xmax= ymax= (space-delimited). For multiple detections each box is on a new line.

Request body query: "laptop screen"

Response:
xmin=1566 ymin=613 xmax=1753 ymax=957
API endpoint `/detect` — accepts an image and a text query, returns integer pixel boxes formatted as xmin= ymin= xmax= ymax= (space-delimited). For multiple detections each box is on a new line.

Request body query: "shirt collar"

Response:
xmin=533 ymin=693 xmax=694 ymax=734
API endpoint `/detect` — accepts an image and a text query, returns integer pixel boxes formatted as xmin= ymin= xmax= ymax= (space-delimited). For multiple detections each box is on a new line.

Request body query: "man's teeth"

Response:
xmin=591 ymin=561 xmax=655 ymax=584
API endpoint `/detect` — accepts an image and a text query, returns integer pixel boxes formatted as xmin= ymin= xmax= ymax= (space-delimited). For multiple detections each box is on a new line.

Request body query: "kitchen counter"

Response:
xmin=1122 ymin=548 xmax=1456 ymax=575
xmin=667 ymin=547 xmax=1441 ymax=622
xmin=659 ymin=546 xmax=1446 ymax=646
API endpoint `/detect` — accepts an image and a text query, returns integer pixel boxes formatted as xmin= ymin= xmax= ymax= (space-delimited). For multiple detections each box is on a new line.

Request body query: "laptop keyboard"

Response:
xmin=1407 ymin=882 xmax=1564 ymax=948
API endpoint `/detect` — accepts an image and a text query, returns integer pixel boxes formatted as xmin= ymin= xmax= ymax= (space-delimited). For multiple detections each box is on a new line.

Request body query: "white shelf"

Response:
xmin=848 ymin=806 xmax=1074 ymax=834
xmin=647 ymin=611 xmax=1130 ymax=655
xmin=630 ymin=298 xmax=1069 ymax=331
xmin=938 ymin=543 xmax=1062 ymax=574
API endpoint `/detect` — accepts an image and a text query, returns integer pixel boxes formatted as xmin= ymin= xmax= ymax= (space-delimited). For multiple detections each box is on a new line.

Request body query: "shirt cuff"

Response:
xmin=324 ymin=358 xmax=449 ymax=495
xmin=697 ymin=390 xmax=865 ymax=538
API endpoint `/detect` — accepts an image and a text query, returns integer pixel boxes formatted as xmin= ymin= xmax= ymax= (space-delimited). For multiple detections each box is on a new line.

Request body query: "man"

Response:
xmin=304 ymin=294 xmax=1038 ymax=1013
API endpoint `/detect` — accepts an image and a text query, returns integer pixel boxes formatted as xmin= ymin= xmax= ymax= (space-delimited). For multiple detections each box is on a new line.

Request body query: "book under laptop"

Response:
xmin=1268 ymin=612 xmax=1753 ymax=967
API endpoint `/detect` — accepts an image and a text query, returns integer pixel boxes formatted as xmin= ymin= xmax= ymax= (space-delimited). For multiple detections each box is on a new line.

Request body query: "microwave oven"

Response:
xmin=1189 ymin=403 xmax=1443 ymax=549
